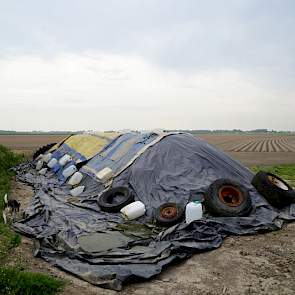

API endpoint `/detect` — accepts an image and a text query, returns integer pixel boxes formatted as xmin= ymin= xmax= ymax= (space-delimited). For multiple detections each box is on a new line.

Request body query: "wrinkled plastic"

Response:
xmin=13 ymin=133 xmax=295 ymax=291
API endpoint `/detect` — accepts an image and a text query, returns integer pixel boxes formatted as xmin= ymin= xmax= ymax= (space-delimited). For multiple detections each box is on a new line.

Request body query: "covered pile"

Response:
xmin=13 ymin=132 xmax=295 ymax=290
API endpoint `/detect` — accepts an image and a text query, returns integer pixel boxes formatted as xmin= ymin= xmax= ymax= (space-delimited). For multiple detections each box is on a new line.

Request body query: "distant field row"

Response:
xmin=0 ymin=133 xmax=295 ymax=165
xmin=199 ymin=134 xmax=295 ymax=152
xmin=0 ymin=135 xmax=67 ymax=152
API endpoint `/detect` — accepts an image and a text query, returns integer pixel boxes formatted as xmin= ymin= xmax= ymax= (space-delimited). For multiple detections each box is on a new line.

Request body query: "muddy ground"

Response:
xmin=6 ymin=180 xmax=295 ymax=295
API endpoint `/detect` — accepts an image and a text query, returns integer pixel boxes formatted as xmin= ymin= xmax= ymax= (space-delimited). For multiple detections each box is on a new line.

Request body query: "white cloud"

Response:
xmin=0 ymin=52 xmax=294 ymax=131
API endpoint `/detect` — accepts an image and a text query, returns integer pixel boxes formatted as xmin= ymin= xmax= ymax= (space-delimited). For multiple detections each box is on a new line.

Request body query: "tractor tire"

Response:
xmin=251 ymin=171 xmax=295 ymax=208
xmin=98 ymin=187 xmax=134 ymax=213
xmin=204 ymin=178 xmax=252 ymax=217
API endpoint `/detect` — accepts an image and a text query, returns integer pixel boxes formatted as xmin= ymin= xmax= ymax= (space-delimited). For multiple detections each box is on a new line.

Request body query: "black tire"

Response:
xmin=251 ymin=171 xmax=295 ymax=208
xmin=98 ymin=187 xmax=134 ymax=213
xmin=204 ymin=178 xmax=252 ymax=217
xmin=155 ymin=202 xmax=184 ymax=226
xmin=33 ymin=143 xmax=57 ymax=160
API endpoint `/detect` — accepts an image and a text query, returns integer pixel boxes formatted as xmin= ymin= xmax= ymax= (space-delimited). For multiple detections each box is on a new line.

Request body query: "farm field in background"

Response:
xmin=0 ymin=133 xmax=295 ymax=165
xmin=0 ymin=135 xmax=68 ymax=156
xmin=200 ymin=134 xmax=295 ymax=152
xmin=198 ymin=133 xmax=295 ymax=165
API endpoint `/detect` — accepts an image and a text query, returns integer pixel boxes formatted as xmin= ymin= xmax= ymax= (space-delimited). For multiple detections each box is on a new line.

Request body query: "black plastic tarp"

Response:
xmin=13 ymin=134 xmax=295 ymax=290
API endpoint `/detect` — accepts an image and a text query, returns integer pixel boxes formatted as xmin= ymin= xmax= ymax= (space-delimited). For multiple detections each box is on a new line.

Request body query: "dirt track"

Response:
xmin=8 ymin=181 xmax=295 ymax=295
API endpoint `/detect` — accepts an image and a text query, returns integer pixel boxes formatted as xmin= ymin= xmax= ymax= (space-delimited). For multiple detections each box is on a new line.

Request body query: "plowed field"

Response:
xmin=0 ymin=135 xmax=67 ymax=155
xmin=1 ymin=133 xmax=295 ymax=165
xmin=199 ymin=134 xmax=295 ymax=152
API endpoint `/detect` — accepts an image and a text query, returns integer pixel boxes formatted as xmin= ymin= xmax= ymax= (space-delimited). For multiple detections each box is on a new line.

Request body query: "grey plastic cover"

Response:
xmin=13 ymin=133 xmax=295 ymax=290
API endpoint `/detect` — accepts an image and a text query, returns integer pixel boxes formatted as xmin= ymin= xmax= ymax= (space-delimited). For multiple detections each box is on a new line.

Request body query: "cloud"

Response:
xmin=0 ymin=52 xmax=293 ymax=131
xmin=0 ymin=1 xmax=294 ymax=130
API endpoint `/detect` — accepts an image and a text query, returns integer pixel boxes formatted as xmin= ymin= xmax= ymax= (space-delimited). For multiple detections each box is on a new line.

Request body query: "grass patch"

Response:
xmin=0 ymin=145 xmax=24 ymax=258
xmin=0 ymin=225 xmax=21 ymax=260
xmin=251 ymin=164 xmax=295 ymax=188
xmin=0 ymin=145 xmax=64 ymax=295
xmin=0 ymin=267 xmax=64 ymax=295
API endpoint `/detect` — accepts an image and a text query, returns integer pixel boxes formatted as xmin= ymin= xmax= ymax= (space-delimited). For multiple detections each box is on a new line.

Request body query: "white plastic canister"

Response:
xmin=62 ymin=165 xmax=77 ymax=179
xmin=39 ymin=168 xmax=48 ymax=175
xmin=185 ymin=201 xmax=203 ymax=224
xmin=68 ymin=172 xmax=83 ymax=186
xmin=70 ymin=186 xmax=85 ymax=197
xmin=35 ymin=154 xmax=43 ymax=161
xmin=36 ymin=160 xmax=44 ymax=171
xmin=59 ymin=154 xmax=72 ymax=167
xmin=43 ymin=153 xmax=52 ymax=163
xmin=47 ymin=158 xmax=58 ymax=169
xmin=120 ymin=201 xmax=146 ymax=220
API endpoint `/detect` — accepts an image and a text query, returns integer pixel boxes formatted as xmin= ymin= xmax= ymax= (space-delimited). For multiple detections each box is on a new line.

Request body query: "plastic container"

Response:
xmin=36 ymin=160 xmax=44 ymax=171
xmin=35 ymin=154 xmax=43 ymax=161
xmin=59 ymin=154 xmax=72 ymax=167
xmin=39 ymin=168 xmax=48 ymax=175
xmin=120 ymin=201 xmax=146 ymax=220
xmin=43 ymin=153 xmax=52 ymax=163
xmin=62 ymin=165 xmax=77 ymax=179
xmin=68 ymin=172 xmax=83 ymax=186
xmin=47 ymin=158 xmax=58 ymax=168
xmin=185 ymin=201 xmax=203 ymax=224
xmin=96 ymin=167 xmax=113 ymax=182
xmin=70 ymin=186 xmax=85 ymax=197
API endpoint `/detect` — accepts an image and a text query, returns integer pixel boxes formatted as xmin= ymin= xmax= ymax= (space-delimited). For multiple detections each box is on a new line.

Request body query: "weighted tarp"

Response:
xmin=13 ymin=133 xmax=295 ymax=291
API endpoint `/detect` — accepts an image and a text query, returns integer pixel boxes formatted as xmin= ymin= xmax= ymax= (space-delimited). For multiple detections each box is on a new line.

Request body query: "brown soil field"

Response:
xmin=1 ymin=133 xmax=295 ymax=165
xmin=199 ymin=134 xmax=295 ymax=152
xmin=198 ymin=134 xmax=295 ymax=165
xmin=0 ymin=135 xmax=68 ymax=155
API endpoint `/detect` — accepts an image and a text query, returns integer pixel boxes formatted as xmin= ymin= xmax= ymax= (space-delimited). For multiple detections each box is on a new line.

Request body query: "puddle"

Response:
xmin=78 ymin=231 xmax=132 ymax=253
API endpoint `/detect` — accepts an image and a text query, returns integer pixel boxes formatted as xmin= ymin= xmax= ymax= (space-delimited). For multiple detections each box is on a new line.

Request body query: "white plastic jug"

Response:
xmin=120 ymin=201 xmax=146 ymax=220
xmin=39 ymin=168 xmax=48 ymax=175
xmin=35 ymin=154 xmax=43 ymax=161
xmin=68 ymin=172 xmax=83 ymax=186
xmin=96 ymin=167 xmax=113 ymax=182
xmin=47 ymin=158 xmax=58 ymax=168
xmin=59 ymin=154 xmax=72 ymax=166
xmin=70 ymin=186 xmax=85 ymax=197
xmin=185 ymin=201 xmax=203 ymax=224
xmin=62 ymin=165 xmax=77 ymax=179
xmin=36 ymin=160 xmax=44 ymax=171
xmin=43 ymin=153 xmax=52 ymax=163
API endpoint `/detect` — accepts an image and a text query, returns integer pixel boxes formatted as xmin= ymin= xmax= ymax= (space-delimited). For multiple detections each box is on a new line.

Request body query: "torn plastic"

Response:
xmin=12 ymin=133 xmax=295 ymax=291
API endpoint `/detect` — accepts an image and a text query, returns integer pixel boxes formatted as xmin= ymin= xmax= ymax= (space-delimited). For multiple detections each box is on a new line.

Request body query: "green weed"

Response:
xmin=0 ymin=267 xmax=64 ymax=295
xmin=251 ymin=164 xmax=295 ymax=188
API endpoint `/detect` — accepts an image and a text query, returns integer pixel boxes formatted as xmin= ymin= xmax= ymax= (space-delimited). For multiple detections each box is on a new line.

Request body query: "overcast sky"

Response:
xmin=0 ymin=0 xmax=294 ymax=131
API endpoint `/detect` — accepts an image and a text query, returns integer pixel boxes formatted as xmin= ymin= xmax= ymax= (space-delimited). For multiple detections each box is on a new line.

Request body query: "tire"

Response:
xmin=251 ymin=171 xmax=295 ymax=208
xmin=155 ymin=202 xmax=184 ymax=226
xmin=98 ymin=187 xmax=134 ymax=213
xmin=33 ymin=143 xmax=57 ymax=160
xmin=204 ymin=178 xmax=252 ymax=217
